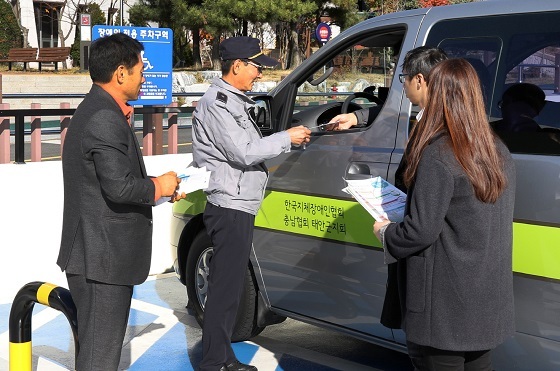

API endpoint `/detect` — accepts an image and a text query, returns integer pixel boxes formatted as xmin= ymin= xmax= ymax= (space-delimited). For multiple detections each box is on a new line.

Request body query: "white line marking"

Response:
xmin=119 ymin=298 xmax=180 ymax=368
xmin=37 ymin=357 xmax=70 ymax=371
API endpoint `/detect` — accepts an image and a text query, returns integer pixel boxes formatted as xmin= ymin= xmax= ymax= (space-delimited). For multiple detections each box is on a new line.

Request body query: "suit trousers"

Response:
xmin=199 ymin=202 xmax=255 ymax=371
xmin=66 ymin=273 xmax=133 ymax=371
xmin=407 ymin=341 xmax=492 ymax=371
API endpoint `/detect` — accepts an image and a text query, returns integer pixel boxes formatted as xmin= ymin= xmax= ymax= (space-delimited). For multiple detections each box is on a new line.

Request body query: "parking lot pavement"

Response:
xmin=0 ymin=273 xmax=412 ymax=371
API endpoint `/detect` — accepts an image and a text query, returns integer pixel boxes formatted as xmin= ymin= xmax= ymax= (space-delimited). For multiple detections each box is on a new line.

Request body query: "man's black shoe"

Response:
xmin=225 ymin=360 xmax=258 ymax=371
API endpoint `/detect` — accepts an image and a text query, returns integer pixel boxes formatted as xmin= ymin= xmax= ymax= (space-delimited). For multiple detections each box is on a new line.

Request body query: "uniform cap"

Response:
xmin=219 ymin=36 xmax=279 ymax=67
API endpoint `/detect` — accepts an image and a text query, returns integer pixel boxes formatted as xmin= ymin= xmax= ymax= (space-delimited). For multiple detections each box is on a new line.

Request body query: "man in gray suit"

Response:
xmin=58 ymin=33 xmax=184 ymax=370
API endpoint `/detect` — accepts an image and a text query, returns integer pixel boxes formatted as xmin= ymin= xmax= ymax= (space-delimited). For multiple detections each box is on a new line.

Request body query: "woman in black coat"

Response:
xmin=374 ymin=58 xmax=516 ymax=371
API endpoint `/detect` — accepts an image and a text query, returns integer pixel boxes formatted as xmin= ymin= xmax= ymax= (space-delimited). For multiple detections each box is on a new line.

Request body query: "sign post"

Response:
xmin=79 ymin=14 xmax=91 ymax=70
xmin=315 ymin=22 xmax=332 ymax=93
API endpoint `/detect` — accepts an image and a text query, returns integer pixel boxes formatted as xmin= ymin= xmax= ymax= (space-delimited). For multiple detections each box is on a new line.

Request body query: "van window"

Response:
xmin=293 ymin=28 xmax=405 ymax=129
xmin=498 ymin=33 xmax=560 ymax=155
xmin=428 ymin=14 xmax=560 ymax=156
xmin=438 ymin=37 xmax=501 ymax=107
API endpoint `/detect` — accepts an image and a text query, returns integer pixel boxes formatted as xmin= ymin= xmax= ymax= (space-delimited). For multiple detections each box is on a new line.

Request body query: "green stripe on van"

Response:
xmin=513 ymin=222 xmax=560 ymax=281
xmin=172 ymin=190 xmax=206 ymax=216
xmin=176 ymin=190 xmax=559 ymax=280
xmin=255 ymin=190 xmax=380 ymax=248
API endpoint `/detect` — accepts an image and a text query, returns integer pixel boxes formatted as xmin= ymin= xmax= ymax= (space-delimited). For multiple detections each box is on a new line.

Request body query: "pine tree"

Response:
xmin=0 ymin=0 xmax=24 ymax=59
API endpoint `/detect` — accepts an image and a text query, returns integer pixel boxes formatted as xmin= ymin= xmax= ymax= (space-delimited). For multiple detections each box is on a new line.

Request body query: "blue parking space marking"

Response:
xmin=231 ymin=341 xmax=260 ymax=366
xmin=32 ymin=312 xmax=73 ymax=352
xmin=132 ymin=277 xmax=177 ymax=309
xmin=0 ymin=304 xmax=11 ymax=334
xmin=128 ymin=307 xmax=159 ymax=328
xmin=128 ymin=321 xmax=191 ymax=370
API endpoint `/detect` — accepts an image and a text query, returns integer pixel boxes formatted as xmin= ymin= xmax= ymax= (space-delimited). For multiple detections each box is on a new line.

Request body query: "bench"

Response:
xmin=36 ymin=47 xmax=71 ymax=71
xmin=359 ymin=55 xmax=384 ymax=73
xmin=0 ymin=48 xmax=38 ymax=71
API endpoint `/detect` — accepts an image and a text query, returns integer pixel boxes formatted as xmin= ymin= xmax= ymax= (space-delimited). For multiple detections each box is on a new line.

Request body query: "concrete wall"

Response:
xmin=0 ymin=153 xmax=192 ymax=304
xmin=0 ymin=73 xmax=224 ymax=109
xmin=0 ymin=74 xmax=92 ymax=109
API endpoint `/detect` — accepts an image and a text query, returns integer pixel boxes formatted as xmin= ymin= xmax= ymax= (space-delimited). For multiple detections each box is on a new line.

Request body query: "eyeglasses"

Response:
xmin=398 ymin=73 xmax=409 ymax=83
xmin=243 ymin=60 xmax=263 ymax=74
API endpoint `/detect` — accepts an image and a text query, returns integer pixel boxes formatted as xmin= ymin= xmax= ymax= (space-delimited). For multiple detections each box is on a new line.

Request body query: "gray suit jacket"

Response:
xmin=384 ymin=134 xmax=516 ymax=351
xmin=58 ymin=84 xmax=155 ymax=285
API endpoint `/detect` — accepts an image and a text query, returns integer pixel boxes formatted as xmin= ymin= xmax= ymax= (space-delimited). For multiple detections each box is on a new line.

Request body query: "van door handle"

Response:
xmin=345 ymin=163 xmax=372 ymax=180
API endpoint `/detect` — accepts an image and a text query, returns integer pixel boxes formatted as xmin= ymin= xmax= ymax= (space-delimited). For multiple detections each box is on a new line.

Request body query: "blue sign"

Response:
xmin=316 ymin=22 xmax=332 ymax=45
xmin=92 ymin=26 xmax=173 ymax=106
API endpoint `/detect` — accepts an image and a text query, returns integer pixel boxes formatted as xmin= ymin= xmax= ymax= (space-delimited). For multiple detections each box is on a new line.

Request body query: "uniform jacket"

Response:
xmin=58 ymin=84 xmax=155 ymax=285
xmin=192 ymin=78 xmax=291 ymax=215
xmin=384 ymin=134 xmax=516 ymax=351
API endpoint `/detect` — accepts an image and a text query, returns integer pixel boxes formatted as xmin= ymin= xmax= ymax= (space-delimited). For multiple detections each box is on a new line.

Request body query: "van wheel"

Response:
xmin=185 ymin=229 xmax=265 ymax=342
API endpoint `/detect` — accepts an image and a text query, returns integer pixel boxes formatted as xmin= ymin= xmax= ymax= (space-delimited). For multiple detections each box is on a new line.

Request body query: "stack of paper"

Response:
xmin=177 ymin=165 xmax=211 ymax=194
xmin=156 ymin=165 xmax=211 ymax=205
xmin=343 ymin=176 xmax=407 ymax=222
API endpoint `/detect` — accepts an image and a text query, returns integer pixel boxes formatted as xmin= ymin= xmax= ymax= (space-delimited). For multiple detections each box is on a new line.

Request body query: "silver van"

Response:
xmin=171 ymin=1 xmax=560 ymax=368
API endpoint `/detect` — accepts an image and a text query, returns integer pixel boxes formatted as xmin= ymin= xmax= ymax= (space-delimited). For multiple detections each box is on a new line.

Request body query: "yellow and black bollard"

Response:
xmin=9 ymin=281 xmax=78 ymax=371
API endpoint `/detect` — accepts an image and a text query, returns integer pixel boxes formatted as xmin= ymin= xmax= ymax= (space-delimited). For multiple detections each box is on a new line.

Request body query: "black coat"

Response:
xmin=384 ymin=134 xmax=516 ymax=351
xmin=58 ymin=85 xmax=155 ymax=285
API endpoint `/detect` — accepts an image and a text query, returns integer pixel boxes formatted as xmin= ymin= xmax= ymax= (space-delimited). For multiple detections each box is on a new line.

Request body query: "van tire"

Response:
xmin=185 ymin=229 xmax=265 ymax=342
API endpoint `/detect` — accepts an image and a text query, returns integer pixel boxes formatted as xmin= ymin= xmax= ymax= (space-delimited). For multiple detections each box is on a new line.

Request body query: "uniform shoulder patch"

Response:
xmin=216 ymin=92 xmax=228 ymax=104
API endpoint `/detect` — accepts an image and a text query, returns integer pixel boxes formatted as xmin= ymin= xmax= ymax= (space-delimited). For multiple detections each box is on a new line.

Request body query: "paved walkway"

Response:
xmin=0 ymin=273 xmax=411 ymax=371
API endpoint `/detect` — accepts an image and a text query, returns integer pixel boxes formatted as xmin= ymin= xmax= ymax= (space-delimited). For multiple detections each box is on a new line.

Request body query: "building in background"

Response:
xmin=11 ymin=0 xmax=137 ymax=66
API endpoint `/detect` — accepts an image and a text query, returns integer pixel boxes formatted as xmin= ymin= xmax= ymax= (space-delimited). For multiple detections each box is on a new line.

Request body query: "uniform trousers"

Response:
xmin=199 ymin=202 xmax=255 ymax=371
xmin=66 ymin=273 xmax=133 ymax=371
xmin=407 ymin=341 xmax=492 ymax=371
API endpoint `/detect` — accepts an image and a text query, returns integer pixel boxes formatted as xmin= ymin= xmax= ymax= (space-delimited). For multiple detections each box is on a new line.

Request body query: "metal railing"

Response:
xmin=0 ymin=103 xmax=195 ymax=164
xmin=0 ymin=91 xmax=353 ymax=164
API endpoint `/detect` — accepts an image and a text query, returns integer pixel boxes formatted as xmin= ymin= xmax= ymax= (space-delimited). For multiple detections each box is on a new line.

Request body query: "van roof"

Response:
xmin=367 ymin=0 xmax=559 ymax=24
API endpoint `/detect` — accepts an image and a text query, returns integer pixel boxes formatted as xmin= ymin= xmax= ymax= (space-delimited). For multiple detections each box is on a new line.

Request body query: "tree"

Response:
xmin=129 ymin=0 xmax=205 ymax=68
xmin=367 ymin=0 xmax=475 ymax=14
xmin=70 ymin=2 xmax=106 ymax=67
xmin=267 ymin=0 xmax=317 ymax=69
xmin=170 ymin=0 xmax=205 ymax=69
xmin=0 ymin=0 xmax=23 ymax=58
xmin=128 ymin=0 xmax=477 ymax=72
xmin=418 ymin=0 xmax=448 ymax=7
xmin=166 ymin=0 xmax=316 ymax=70
xmin=6 ymin=0 xmax=28 ymax=47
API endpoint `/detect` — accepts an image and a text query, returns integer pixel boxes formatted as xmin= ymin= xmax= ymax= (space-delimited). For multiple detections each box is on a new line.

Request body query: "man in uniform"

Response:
xmin=192 ymin=36 xmax=310 ymax=371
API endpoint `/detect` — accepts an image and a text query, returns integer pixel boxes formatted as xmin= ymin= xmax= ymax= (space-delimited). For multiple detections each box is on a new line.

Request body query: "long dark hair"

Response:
xmin=403 ymin=58 xmax=507 ymax=203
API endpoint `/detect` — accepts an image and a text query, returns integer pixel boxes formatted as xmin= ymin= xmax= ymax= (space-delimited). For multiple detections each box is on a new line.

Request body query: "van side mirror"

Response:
xmin=306 ymin=60 xmax=335 ymax=86
xmin=252 ymin=97 xmax=272 ymax=130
